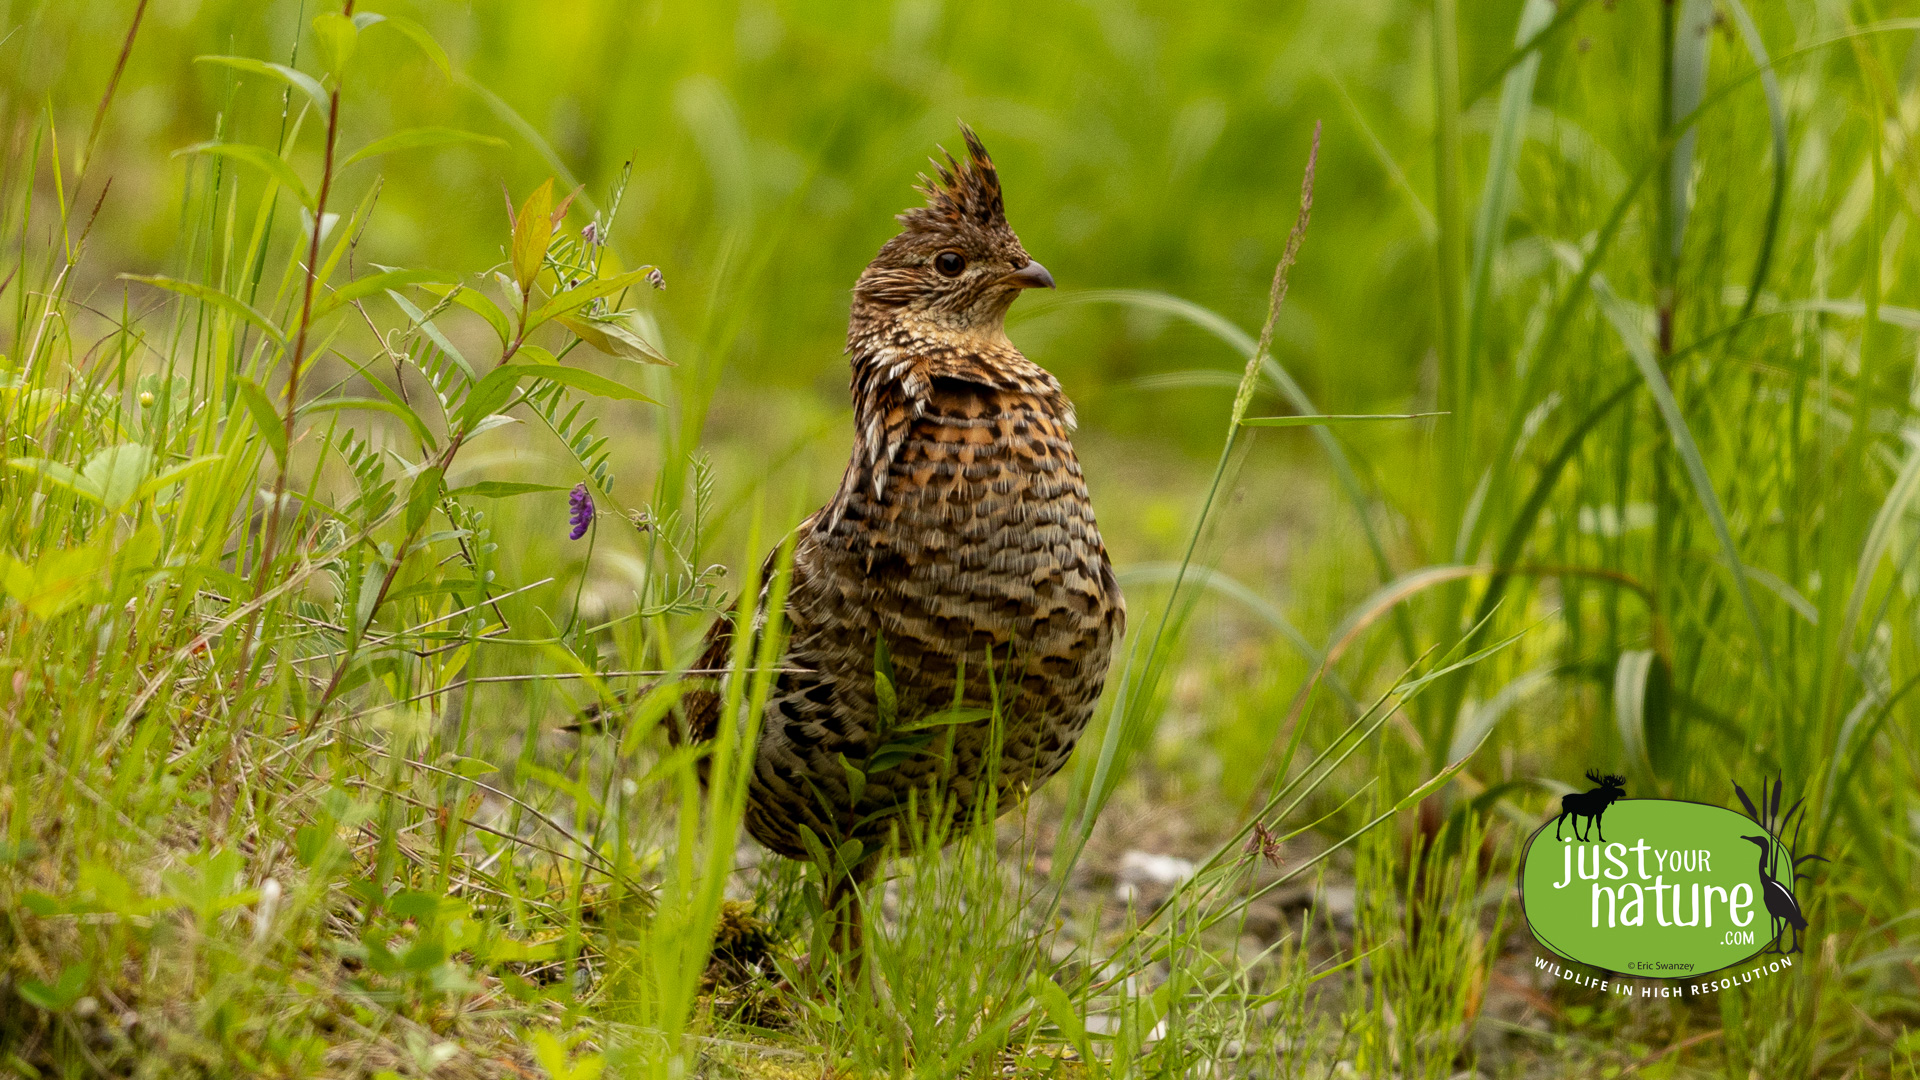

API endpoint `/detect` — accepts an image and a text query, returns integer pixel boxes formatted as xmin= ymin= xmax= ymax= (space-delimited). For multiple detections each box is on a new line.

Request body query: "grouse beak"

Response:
xmin=1004 ymin=260 xmax=1056 ymax=290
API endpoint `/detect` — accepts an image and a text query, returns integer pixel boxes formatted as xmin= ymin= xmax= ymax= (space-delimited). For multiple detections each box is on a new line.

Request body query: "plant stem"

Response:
xmin=1431 ymin=0 xmax=1468 ymax=539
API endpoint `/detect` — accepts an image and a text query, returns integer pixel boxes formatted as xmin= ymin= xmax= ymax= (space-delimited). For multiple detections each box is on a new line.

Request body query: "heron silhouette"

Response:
xmin=1741 ymin=834 xmax=1806 ymax=954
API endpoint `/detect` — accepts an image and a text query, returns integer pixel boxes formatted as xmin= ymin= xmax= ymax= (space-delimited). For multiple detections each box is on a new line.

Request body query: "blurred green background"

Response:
xmin=6 ymin=0 xmax=1541 ymax=449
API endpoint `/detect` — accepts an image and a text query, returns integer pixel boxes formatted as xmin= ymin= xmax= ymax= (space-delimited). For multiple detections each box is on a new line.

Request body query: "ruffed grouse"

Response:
xmin=674 ymin=124 xmax=1124 ymax=951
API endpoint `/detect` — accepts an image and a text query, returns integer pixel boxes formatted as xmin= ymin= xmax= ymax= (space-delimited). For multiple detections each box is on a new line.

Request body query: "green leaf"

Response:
xmin=161 ymin=849 xmax=251 ymax=922
xmin=6 ymin=458 xmax=86 ymax=499
xmin=136 ymin=454 xmax=226 ymax=504
xmin=173 ymin=141 xmax=312 ymax=207
xmin=615 ymin=683 xmax=688 ymax=757
xmin=122 ymin=275 xmax=288 ymax=351
xmin=422 ymin=284 xmax=511 ymax=345
xmin=400 ymin=939 xmax=448 ymax=972
xmin=310 ymin=13 xmax=358 ymax=79
xmin=1031 ymin=975 xmax=1091 ymax=1062
xmin=302 ymin=396 xmax=436 ymax=450
xmin=456 ymin=364 xmax=524 ymax=429
xmin=557 ymin=311 xmax=673 ymax=366
xmin=406 ymin=466 xmax=445 ymax=534
xmin=873 ymin=669 xmax=898 ymax=732
xmin=482 ymin=936 xmax=558 ymax=964
xmin=387 ymin=890 xmax=443 ymax=920
xmin=1448 ymin=666 xmax=1555 ymax=766
xmin=1240 ymin=412 xmax=1446 ymax=427
xmin=897 ymin=706 xmax=993 ymax=732
xmin=865 ymin=731 xmax=937 ymax=773
xmin=838 ymin=754 xmax=867 ymax=805
xmin=447 ymin=481 xmax=567 ymax=499
xmin=528 ymin=1031 xmax=605 ymax=1080
xmin=831 ymin=838 xmax=865 ymax=878
xmin=81 ymin=445 xmax=155 ymax=509
xmin=295 ymin=822 xmax=342 ymax=871
xmin=340 ymin=127 xmax=508 ymax=171
xmin=311 ymin=268 xmax=460 ymax=320
xmin=0 ymin=547 xmax=108 ymax=620
xmin=18 ymin=963 xmax=89 ymax=1013
xmin=366 ymin=14 xmax=453 ymax=79
xmin=237 ymin=377 xmax=286 ymax=464
xmin=385 ymin=288 xmax=473 ymax=379
xmin=440 ymin=754 xmax=498 ymax=778
xmin=194 ymin=55 xmax=328 ymax=114
xmin=509 ymin=363 xmax=657 ymax=405
xmin=532 ymin=267 xmax=661 ymax=323
xmin=511 ymin=179 xmax=556 ymax=293
xmin=457 ymin=357 xmax=656 ymax=435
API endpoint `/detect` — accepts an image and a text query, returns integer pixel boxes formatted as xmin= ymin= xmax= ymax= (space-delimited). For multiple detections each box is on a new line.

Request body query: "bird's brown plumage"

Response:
xmin=674 ymin=125 xmax=1124 ymax=872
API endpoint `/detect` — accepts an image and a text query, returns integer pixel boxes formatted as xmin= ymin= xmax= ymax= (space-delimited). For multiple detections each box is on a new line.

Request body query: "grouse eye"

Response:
xmin=933 ymin=251 xmax=966 ymax=277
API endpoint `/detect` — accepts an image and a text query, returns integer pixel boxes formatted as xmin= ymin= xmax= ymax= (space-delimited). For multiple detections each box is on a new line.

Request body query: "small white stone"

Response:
xmin=1117 ymin=850 xmax=1196 ymax=886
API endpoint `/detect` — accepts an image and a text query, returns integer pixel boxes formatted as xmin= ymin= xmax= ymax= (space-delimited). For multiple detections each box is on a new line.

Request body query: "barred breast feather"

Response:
xmin=675 ymin=334 xmax=1124 ymax=859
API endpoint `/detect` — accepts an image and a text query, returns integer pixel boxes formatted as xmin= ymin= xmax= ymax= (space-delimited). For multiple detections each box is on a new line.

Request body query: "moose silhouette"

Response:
xmin=1553 ymin=770 xmax=1627 ymax=842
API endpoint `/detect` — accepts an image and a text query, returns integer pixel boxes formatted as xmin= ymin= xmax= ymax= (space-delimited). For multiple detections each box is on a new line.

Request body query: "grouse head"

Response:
xmin=853 ymin=123 xmax=1054 ymax=334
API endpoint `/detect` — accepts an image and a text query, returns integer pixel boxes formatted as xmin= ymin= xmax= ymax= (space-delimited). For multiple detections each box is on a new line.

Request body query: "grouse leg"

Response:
xmin=826 ymin=858 xmax=876 ymax=971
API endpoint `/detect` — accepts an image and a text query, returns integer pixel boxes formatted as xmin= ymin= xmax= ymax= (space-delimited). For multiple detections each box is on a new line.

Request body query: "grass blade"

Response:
xmin=121 ymin=274 xmax=288 ymax=352
xmin=1723 ymin=0 xmax=1788 ymax=320
xmin=1462 ymin=0 xmax=1594 ymax=102
xmin=1118 ymin=562 xmax=1357 ymax=712
xmin=1613 ymin=649 xmax=1659 ymax=785
xmin=339 ymin=127 xmax=506 ymax=171
xmin=1594 ymin=277 xmax=1773 ymax=675
xmin=1015 ymin=287 xmax=1407 ymax=644
xmin=194 ymin=55 xmax=327 ymax=113
xmin=1464 ymin=0 xmax=1557 ymax=398
xmin=1835 ymin=429 xmax=1920 ymax=683
xmin=310 ymin=268 xmax=460 ymax=320
xmin=1667 ymin=0 xmax=1714 ymax=266
xmin=172 ymin=141 xmax=311 ymax=208
xmin=1240 ymin=412 xmax=1444 ymax=427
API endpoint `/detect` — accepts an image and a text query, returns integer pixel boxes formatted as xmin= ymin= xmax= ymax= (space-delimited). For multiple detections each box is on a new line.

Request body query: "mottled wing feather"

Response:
xmin=737 ymin=360 xmax=1123 ymax=859
xmin=670 ymin=617 xmax=732 ymax=748
xmin=673 ymin=518 xmax=824 ymax=748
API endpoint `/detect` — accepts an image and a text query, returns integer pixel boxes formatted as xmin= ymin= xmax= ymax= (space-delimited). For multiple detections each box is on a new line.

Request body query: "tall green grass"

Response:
xmin=0 ymin=8 xmax=779 ymax=1074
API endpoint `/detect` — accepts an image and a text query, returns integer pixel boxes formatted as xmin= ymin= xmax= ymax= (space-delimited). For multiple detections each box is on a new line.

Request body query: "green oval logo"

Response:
xmin=1520 ymin=799 xmax=1796 ymax=977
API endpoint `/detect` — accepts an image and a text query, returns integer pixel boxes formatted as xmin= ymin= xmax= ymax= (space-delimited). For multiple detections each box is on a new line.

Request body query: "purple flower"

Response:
xmin=568 ymin=483 xmax=594 ymax=540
